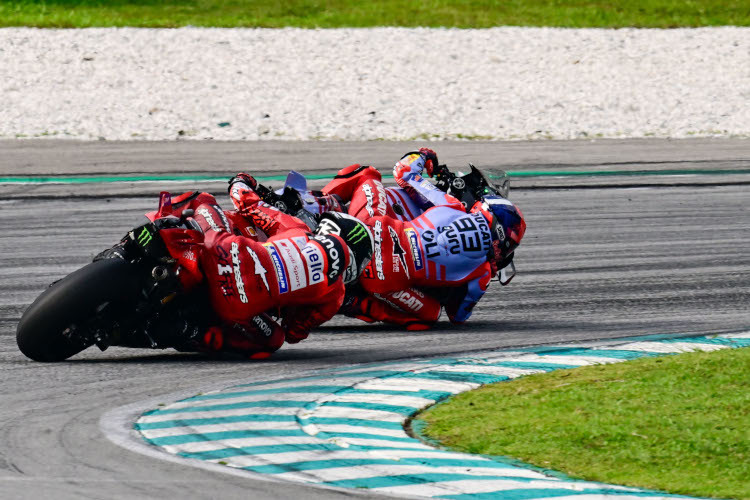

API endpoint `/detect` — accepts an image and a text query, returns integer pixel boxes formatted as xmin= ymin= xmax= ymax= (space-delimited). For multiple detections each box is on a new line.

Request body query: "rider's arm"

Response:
xmin=393 ymin=150 xmax=463 ymax=211
xmin=445 ymin=265 xmax=492 ymax=324
xmin=228 ymin=173 xmax=263 ymax=212
xmin=244 ymin=204 xmax=310 ymax=236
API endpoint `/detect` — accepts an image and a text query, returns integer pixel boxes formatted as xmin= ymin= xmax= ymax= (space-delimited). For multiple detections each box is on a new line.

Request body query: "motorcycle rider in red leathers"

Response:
xmin=162 ymin=189 xmax=373 ymax=357
xmin=321 ymin=148 xmax=526 ymax=330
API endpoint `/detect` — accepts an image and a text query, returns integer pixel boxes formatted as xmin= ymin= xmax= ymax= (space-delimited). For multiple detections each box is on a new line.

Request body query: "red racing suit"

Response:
xmin=322 ymin=155 xmax=495 ymax=330
xmin=170 ymin=193 xmax=350 ymax=354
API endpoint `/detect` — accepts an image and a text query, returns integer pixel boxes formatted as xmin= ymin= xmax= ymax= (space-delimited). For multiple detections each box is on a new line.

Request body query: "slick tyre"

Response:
xmin=16 ymin=259 xmax=141 ymax=362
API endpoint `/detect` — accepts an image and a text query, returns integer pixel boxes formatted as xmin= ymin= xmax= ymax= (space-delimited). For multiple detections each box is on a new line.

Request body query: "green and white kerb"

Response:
xmin=134 ymin=332 xmax=749 ymax=499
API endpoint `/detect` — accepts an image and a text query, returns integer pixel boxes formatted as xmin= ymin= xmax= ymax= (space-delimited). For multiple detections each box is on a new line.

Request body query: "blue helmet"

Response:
xmin=481 ymin=195 xmax=526 ymax=261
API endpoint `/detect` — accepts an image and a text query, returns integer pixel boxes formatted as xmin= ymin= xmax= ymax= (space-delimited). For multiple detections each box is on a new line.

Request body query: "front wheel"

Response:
xmin=16 ymin=259 xmax=142 ymax=362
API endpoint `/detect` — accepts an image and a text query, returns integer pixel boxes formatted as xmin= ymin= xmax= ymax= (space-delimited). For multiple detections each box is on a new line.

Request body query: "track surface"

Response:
xmin=1 ymin=139 xmax=749 ymax=499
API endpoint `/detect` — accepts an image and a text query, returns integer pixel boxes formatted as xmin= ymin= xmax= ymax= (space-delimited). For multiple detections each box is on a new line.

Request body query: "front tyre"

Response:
xmin=16 ymin=259 xmax=141 ymax=362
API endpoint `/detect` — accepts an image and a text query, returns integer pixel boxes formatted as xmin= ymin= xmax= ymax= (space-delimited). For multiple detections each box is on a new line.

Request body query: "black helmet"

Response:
xmin=315 ymin=212 xmax=374 ymax=284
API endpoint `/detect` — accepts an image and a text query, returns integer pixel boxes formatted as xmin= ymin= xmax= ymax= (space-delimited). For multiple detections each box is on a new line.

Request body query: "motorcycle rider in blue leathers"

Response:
xmin=320 ymin=148 xmax=526 ymax=329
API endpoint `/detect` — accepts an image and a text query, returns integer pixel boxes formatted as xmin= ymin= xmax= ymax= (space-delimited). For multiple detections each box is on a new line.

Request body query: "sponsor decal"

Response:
xmin=252 ymin=315 xmax=274 ymax=337
xmin=422 ymin=229 xmax=440 ymax=259
xmin=197 ymin=207 xmax=222 ymax=232
xmin=388 ymin=226 xmax=409 ymax=278
xmin=391 ymin=290 xmax=424 ymax=312
xmin=467 ymin=212 xmax=493 ymax=250
xmin=291 ymin=236 xmax=308 ymax=248
xmin=213 ymin=205 xmax=231 ymax=231
xmin=264 ymin=243 xmax=289 ymax=294
xmin=182 ymin=249 xmax=196 ymax=262
xmin=254 ymin=210 xmax=277 ymax=233
xmin=313 ymin=235 xmax=342 ymax=283
xmin=244 ymin=226 xmax=258 ymax=237
xmin=137 ymin=227 xmax=153 ymax=247
xmin=274 ymin=239 xmax=307 ymax=291
xmin=216 ymin=246 xmax=236 ymax=300
xmin=362 ymin=183 xmax=375 ymax=217
xmin=230 ymin=242 xmax=248 ymax=303
xmin=374 ymin=180 xmax=387 ymax=216
xmin=300 ymin=242 xmax=325 ymax=285
xmin=421 ymin=213 xmax=493 ymax=259
xmin=230 ymin=184 xmax=243 ymax=202
xmin=373 ymin=292 xmax=403 ymax=312
xmin=317 ymin=217 xmax=341 ymax=236
xmin=347 ymin=223 xmax=369 ymax=245
xmin=405 ymin=228 xmax=423 ymax=271
xmin=495 ymin=223 xmax=506 ymax=242
xmin=372 ymin=220 xmax=384 ymax=280
xmin=245 ymin=246 xmax=269 ymax=293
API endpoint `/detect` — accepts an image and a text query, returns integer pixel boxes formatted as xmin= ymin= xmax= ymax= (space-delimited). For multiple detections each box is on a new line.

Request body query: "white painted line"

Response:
xmin=615 ymin=341 xmax=729 ymax=353
xmin=540 ymin=496 xmax=677 ymax=500
xmin=163 ymin=392 xmax=337 ymax=410
xmin=416 ymin=364 xmax=542 ymax=378
xmin=719 ymin=331 xmax=750 ymax=339
xmin=668 ymin=342 xmax=729 ymax=352
xmin=158 ymin=435 xmax=428 ymax=455
xmin=210 ymin=448 xmax=481 ymax=469
xmin=298 ymin=407 xmax=406 ymax=423
xmin=354 ymin=378 xmax=478 ymax=393
xmin=226 ymin=376 xmax=383 ymax=392
xmin=272 ymin=463 xmax=548 ymax=483
xmin=371 ymin=477 xmax=639 ymax=496
xmin=139 ymin=421 xmax=301 ymax=440
xmin=451 ymin=352 xmax=530 ymax=364
xmin=161 ymin=436 xmax=324 ymax=454
xmin=504 ymin=353 xmax=623 ymax=365
xmin=316 ymin=393 xmax=436 ymax=408
xmin=334 ymin=362 xmax=438 ymax=375
xmin=153 ymin=392 xmax=435 ymax=416
xmin=303 ymin=424 xmax=409 ymax=439
xmin=323 ymin=437 xmax=430 ymax=450
xmin=137 ymin=405 xmax=303 ymax=423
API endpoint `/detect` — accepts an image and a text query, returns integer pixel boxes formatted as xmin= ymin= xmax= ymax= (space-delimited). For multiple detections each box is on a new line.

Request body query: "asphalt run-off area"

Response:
xmin=1 ymin=138 xmax=749 ymax=499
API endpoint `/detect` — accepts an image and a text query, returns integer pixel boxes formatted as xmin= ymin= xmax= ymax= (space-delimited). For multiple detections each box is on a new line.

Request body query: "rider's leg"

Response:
xmin=190 ymin=314 xmax=285 ymax=357
xmin=346 ymin=292 xmax=440 ymax=331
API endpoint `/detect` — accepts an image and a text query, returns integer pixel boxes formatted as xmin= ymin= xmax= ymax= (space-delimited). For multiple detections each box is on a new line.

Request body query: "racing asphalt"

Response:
xmin=1 ymin=139 xmax=749 ymax=500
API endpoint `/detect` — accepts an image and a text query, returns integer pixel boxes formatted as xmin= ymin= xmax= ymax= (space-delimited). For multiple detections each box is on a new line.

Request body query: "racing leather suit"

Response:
xmin=322 ymin=154 xmax=494 ymax=329
xmin=189 ymin=199 xmax=349 ymax=352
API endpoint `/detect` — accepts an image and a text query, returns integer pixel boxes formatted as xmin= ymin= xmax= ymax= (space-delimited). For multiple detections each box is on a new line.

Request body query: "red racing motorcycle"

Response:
xmin=15 ymin=192 xmax=279 ymax=362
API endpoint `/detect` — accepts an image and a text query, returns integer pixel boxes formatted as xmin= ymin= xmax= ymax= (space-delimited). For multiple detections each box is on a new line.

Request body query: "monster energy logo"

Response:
xmin=347 ymin=224 xmax=368 ymax=245
xmin=137 ymin=227 xmax=153 ymax=246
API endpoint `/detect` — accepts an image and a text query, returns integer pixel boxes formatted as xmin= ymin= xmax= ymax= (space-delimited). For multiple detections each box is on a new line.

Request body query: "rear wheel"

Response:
xmin=16 ymin=259 xmax=142 ymax=362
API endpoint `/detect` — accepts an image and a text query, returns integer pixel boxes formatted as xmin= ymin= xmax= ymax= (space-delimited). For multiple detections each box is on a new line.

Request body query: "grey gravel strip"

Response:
xmin=1 ymin=27 xmax=748 ymax=141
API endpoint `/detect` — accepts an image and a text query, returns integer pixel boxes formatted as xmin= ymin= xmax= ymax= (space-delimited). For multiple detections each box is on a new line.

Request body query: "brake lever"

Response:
xmin=433 ymin=164 xmax=455 ymax=192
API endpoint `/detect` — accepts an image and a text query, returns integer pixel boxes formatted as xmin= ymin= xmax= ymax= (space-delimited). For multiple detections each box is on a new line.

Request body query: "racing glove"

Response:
xmin=418 ymin=148 xmax=439 ymax=177
xmin=228 ymin=173 xmax=261 ymax=212
xmin=393 ymin=148 xmax=439 ymax=184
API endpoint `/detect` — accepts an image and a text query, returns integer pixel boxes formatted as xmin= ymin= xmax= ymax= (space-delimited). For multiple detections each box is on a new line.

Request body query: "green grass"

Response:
xmin=418 ymin=347 xmax=750 ymax=500
xmin=1 ymin=0 xmax=749 ymax=28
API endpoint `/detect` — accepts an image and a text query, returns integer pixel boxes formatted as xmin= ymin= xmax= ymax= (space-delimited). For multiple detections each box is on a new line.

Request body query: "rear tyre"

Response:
xmin=16 ymin=259 xmax=141 ymax=362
